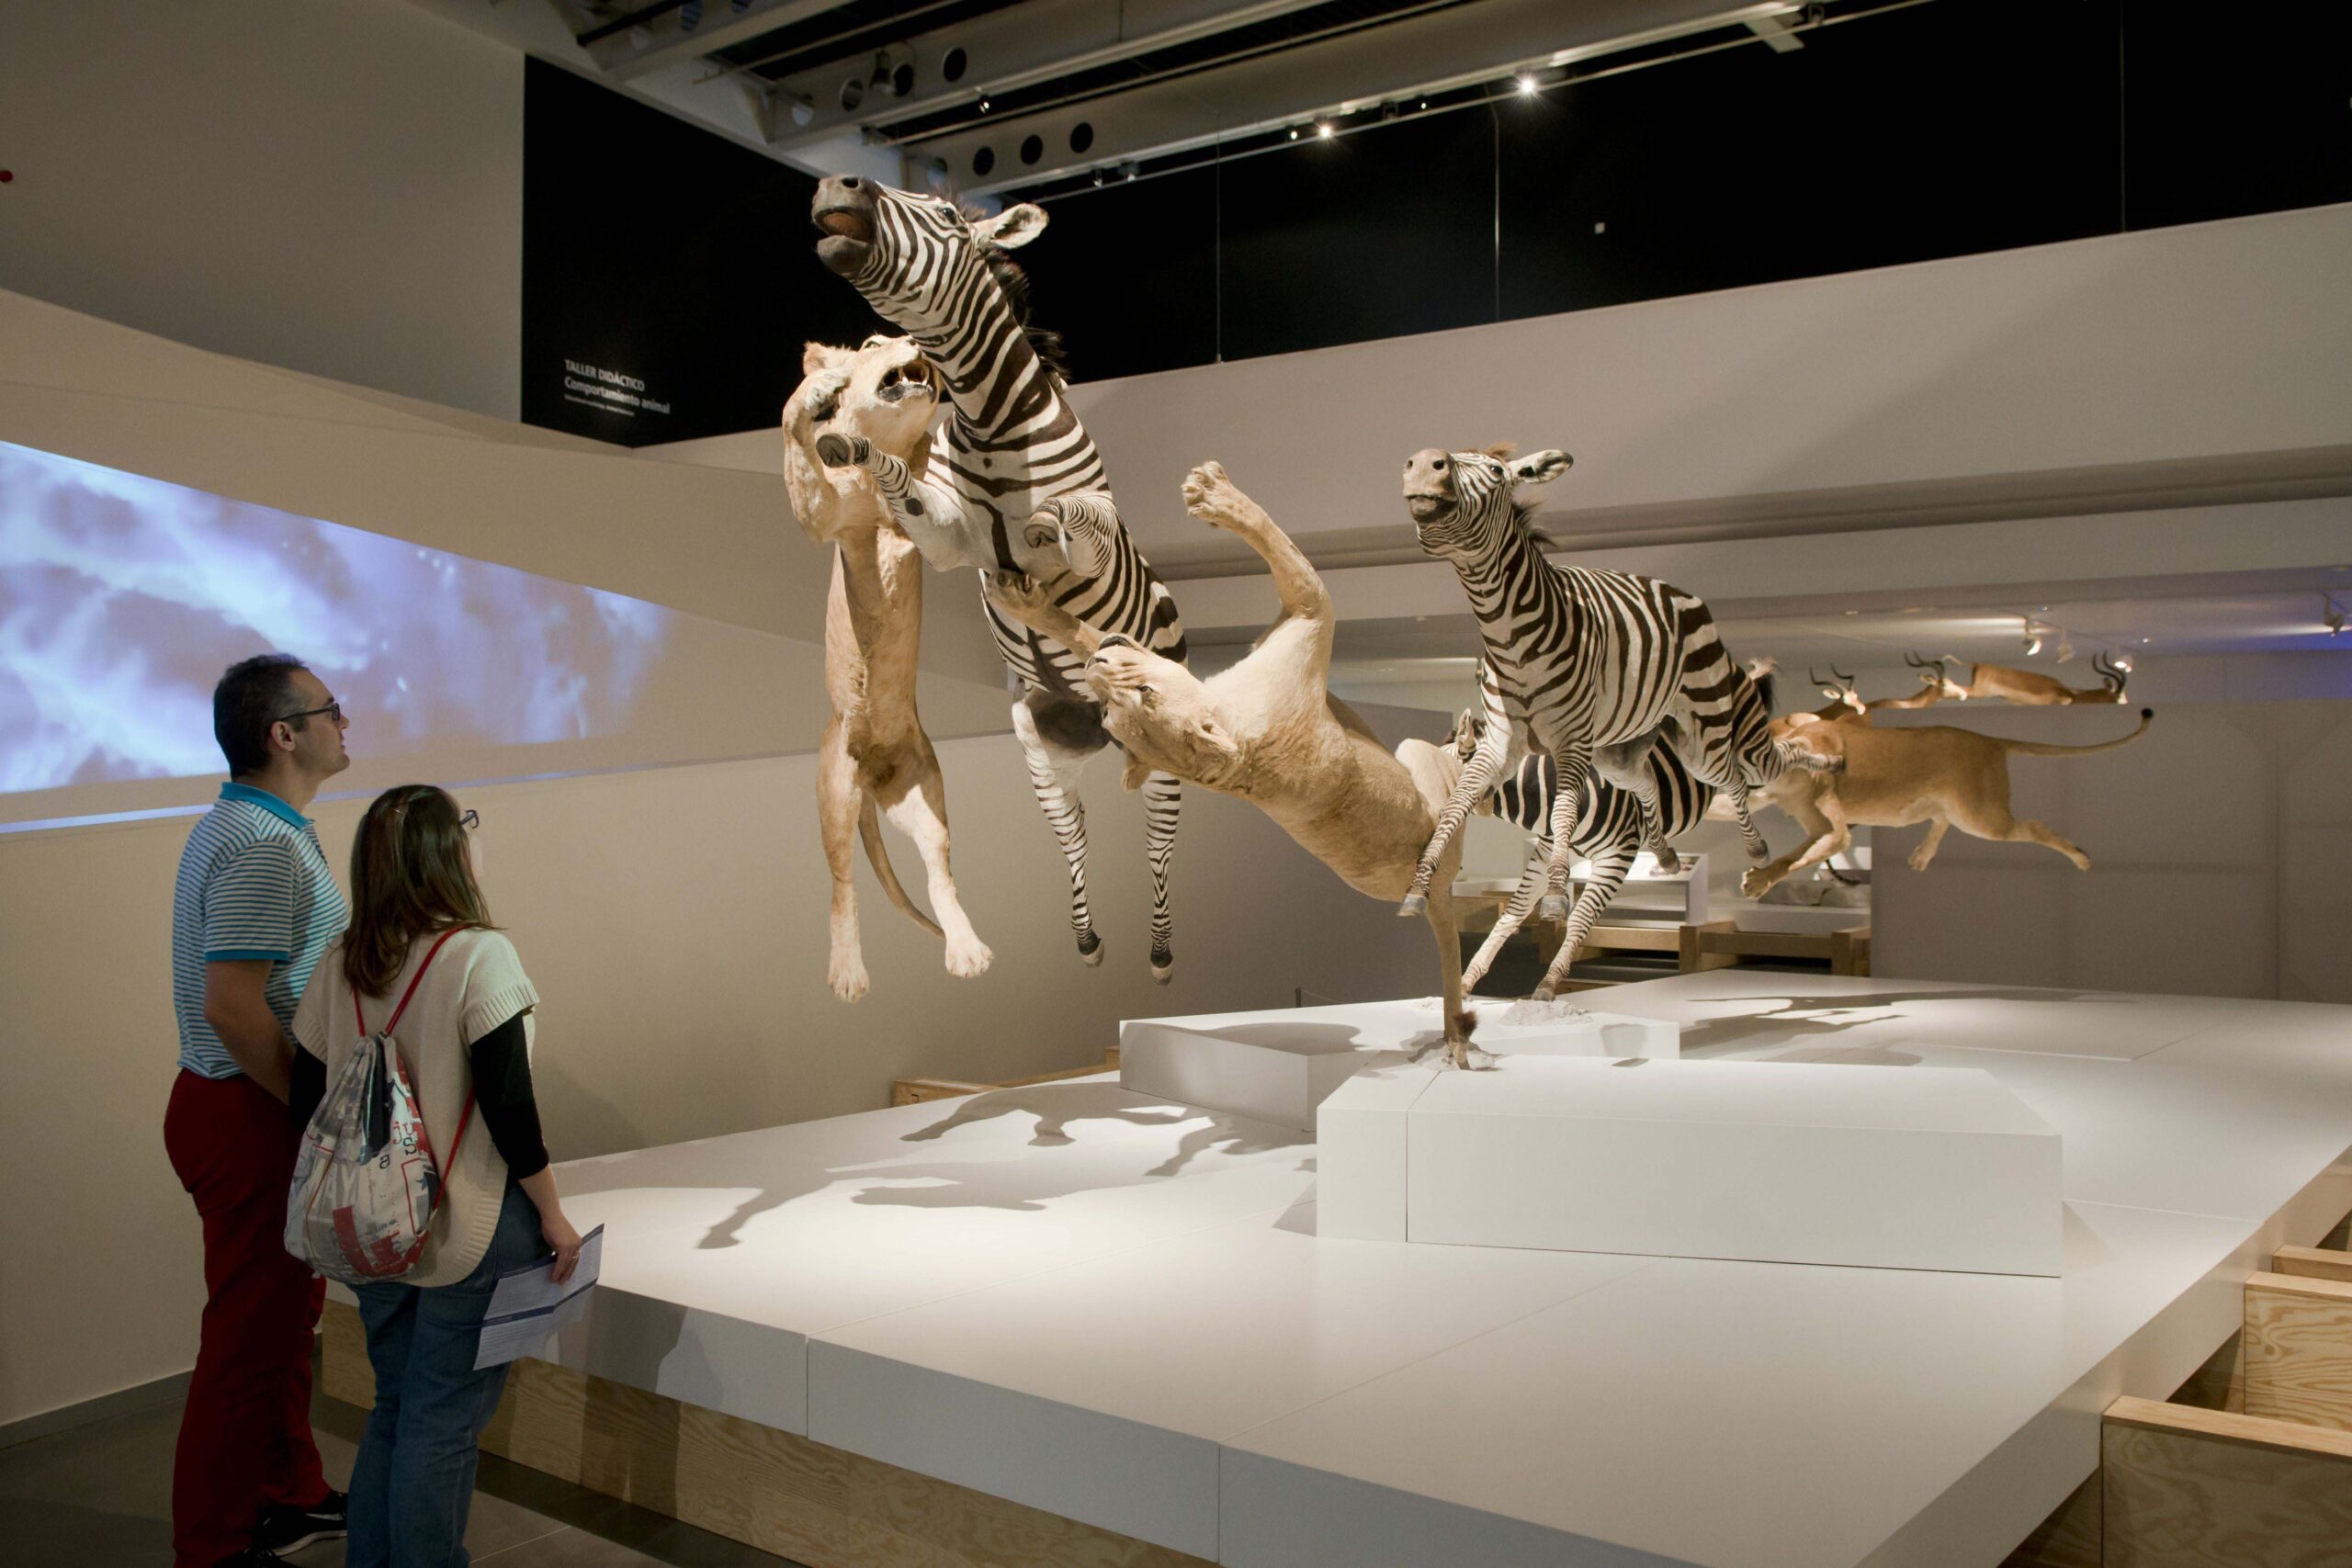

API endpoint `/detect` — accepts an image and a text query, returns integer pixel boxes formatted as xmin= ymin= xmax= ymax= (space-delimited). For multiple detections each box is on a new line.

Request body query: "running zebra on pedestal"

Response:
xmin=1445 ymin=713 xmax=1721 ymax=998
xmin=1397 ymin=446 xmax=1780 ymax=987
xmin=807 ymin=176 xmax=1189 ymax=981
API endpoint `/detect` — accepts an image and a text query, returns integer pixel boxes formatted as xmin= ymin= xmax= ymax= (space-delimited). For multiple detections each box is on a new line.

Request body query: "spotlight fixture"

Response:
xmin=977 ymin=95 xmax=992 ymax=112
xmin=1517 ymin=73 xmax=1540 ymax=96
xmin=2054 ymin=630 xmax=2075 ymax=663
xmin=2113 ymin=651 xmax=2134 ymax=673
xmin=2325 ymin=592 xmax=2346 ymax=637
xmin=1316 ymin=120 xmax=1335 ymax=140
xmin=2021 ymin=616 xmax=2042 ymax=657
xmin=1287 ymin=127 xmax=1299 ymax=141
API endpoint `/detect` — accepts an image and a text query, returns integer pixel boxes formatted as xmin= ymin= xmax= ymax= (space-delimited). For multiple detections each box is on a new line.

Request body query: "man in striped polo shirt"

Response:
xmin=165 ymin=654 xmax=351 ymax=1568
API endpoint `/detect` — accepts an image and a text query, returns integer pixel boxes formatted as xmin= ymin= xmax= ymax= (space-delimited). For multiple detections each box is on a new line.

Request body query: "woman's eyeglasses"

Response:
xmin=459 ymin=809 xmax=481 ymax=831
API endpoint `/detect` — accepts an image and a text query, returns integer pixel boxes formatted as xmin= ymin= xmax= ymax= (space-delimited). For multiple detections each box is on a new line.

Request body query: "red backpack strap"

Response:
xmin=352 ymin=927 xmax=466 ymax=1036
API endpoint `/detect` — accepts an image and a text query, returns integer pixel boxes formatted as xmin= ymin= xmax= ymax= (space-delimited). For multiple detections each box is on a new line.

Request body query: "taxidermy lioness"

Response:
xmin=1743 ymin=707 xmax=2155 ymax=897
xmin=784 ymin=337 xmax=990 ymax=1001
xmin=982 ymin=462 xmax=1487 ymax=1065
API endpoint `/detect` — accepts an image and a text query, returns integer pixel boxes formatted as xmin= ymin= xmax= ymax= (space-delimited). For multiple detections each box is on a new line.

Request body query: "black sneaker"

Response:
xmin=214 ymin=1551 xmax=288 ymax=1566
xmin=253 ymin=1488 xmax=347 ymax=1554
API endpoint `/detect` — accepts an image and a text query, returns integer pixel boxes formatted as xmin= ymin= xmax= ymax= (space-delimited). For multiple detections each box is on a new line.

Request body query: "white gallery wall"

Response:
xmin=0 ymin=0 xmax=524 ymax=419
xmin=1871 ymin=694 xmax=2352 ymax=1004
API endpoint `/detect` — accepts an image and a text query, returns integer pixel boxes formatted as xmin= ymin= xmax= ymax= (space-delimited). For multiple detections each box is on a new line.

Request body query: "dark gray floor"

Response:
xmin=0 ymin=1360 xmax=803 ymax=1566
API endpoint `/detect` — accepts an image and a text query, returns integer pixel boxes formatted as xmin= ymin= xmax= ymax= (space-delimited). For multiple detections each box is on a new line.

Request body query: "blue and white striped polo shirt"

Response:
xmin=171 ymin=782 xmax=348 ymax=1078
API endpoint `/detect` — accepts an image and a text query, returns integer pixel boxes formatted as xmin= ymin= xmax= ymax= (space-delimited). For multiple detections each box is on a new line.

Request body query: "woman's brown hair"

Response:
xmin=342 ymin=784 xmax=495 ymax=997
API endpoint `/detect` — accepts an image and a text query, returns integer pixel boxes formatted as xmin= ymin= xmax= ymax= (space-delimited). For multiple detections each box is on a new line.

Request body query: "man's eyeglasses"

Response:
xmin=277 ymin=701 xmax=344 ymax=727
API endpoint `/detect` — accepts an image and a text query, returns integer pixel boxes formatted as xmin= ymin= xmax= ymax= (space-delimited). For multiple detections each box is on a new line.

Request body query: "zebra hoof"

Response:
xmin=1397 ymin=894 xmax=1428 ymax=918
xmin=1536 ymin=895 xmax=1567 ymax=924
xmin=1532 ymin=983 xmax=1558 ymax=1003
xmin=1149 ymin=946 xmax=1173 ymax=985
xmin=1077 ymin=930 xmax=1104 ymax=967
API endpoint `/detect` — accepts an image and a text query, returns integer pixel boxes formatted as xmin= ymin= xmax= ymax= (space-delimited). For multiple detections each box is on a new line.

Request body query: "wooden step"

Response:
xmin=2101 ymin=1397 xmax=2352 ymax=1566
xmin=2272 ymin=1246 xmax=2352 ymax=1285
xmin=2244 ymin=1269 xmax=2352 ymax=1432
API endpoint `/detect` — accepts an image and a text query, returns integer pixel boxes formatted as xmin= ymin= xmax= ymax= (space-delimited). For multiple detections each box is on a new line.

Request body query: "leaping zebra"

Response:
xmin=1453 ymin=714 xmax=1717 ymax=997
xmin=808 ymin=176 xmax=1189 ymax=981
xmin=1398 ymin=446 xmax=1778 ymax=984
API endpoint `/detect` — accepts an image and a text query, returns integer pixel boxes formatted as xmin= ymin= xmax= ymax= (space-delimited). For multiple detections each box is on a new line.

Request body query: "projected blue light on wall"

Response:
xmin=0 ymin=440 xmax=674 ymax=795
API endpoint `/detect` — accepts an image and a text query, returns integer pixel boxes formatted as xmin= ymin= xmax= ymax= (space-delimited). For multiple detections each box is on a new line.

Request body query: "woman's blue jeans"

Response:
xmin=346 ymin=1182 xmax=548 ymax=1568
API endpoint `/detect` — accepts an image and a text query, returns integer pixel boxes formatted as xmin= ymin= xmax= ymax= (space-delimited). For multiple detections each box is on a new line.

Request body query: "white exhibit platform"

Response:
xmin=1120 ymin=1002 xmax=1678 ymax=1131
xmin=533 ymin=974 xmax=2352 ymax=1568
xmin=1317 ymin=1054 xmax=2062 ymax=1273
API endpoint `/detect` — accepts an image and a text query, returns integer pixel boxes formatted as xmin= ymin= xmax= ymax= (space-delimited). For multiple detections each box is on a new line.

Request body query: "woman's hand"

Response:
xmin=542 ymin=1210 xmax=584 ymax=1285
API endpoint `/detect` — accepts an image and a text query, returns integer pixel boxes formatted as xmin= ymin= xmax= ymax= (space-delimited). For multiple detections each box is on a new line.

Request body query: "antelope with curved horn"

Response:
xmin=1921 ymin=650 xmax=2131 ymax=705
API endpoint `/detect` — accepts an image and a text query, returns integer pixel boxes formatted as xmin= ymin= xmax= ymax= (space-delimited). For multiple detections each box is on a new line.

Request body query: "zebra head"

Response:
xmin=812 ymin=175 xmax=1049 ymax=348
xmin=1401 ymin=446 xmax=1573 ymax=564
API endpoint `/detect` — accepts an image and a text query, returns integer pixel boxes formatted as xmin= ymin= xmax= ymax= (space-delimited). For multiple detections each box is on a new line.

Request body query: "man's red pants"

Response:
xmin=164 ymin=1069 xmax=328 ymax=1567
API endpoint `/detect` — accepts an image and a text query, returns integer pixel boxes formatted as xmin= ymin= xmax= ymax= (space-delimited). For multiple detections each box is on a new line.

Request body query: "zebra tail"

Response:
xmin=859 ymin=792 xmax=944 ymax=939
xmin=1998 ymin=708 xmax=2155 ymax=757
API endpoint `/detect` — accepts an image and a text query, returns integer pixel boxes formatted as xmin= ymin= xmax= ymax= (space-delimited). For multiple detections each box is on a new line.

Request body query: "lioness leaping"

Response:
xmin=1742 ymin=706 xmax=2155 ymax=898
xmin=980 ymin=463 xmax=1482 ymax=1066
xmin=784 ymin=337 xmax=991 ymax=1000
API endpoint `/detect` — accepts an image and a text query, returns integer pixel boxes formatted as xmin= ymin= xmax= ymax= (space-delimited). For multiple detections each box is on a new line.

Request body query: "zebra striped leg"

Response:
xmin=1463 ymin=852 xmax=1548 ymax=992
xmin=1726 ymin=782 xmax=1770 ymax=862
xmin=1535 ymin=842 xmax=1637 ymax=1001
xmin=1536 ymin=746 xmax=1591 ymax=925
xmin=1011 ymin=698 xmax=1102 ymax=965
xmin=1630 ymin=767 xmax=1682 ymax=874
xmin=1405 ymin=727 xmax=1510 ymax=917
xmin=1140 ymin=770 xmax=1182 ymax=982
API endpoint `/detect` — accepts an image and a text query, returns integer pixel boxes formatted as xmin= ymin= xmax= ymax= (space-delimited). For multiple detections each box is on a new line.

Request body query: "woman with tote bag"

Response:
xmin=288 ymin=784 xmax=583 ymax=1568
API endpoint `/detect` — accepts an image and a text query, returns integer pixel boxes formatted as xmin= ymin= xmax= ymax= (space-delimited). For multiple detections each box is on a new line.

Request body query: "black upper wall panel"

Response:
xmin=524 ymin=1 xmax=2346 ymax=438
xmin=2120 ymin=0 xmax=2352 ymax=231
xmin=1011 ymin=167 xmax=1219 ymax=384
xmin=1499 ymin=0 xmax=2122 ymax=321
xmin=1218 ymin=108 xmax=1498 ymax=361
xmin=521 ymin=59 xmax=875 ymax=446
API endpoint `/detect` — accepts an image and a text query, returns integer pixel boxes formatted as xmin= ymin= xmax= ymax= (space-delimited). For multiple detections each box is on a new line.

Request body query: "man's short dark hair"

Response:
xmin=213 ymin=654 xmax=311 ymax=775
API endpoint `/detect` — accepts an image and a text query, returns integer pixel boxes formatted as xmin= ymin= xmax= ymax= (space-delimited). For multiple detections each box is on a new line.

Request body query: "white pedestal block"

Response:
xmin=1319 ymin=1056 xmax=2062 ymax=1276
xmin=1120 ymin=1018 xmax=1374 ymax=1133
xmin=1122 ymin=1007 xmax=1678 ymax=1132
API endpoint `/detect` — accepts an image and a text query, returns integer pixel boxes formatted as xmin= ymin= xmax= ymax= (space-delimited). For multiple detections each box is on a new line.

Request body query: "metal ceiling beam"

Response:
xmin=905 ymin=0 xmax=1798 ymax=193
xmin=584 ymin=0 xmax=846 ymax=82
xmin=761 ymin=0 xmax=1333 ymax=155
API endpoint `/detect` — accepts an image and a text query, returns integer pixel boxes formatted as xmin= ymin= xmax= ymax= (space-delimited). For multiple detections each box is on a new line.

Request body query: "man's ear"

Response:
xmin=974 ymin=202 xmax=1047 ymax=250
xmin=1509 ymin=449 xmax=1573 ymax=486
xmin=803 ymin=342 xmax=853 ymax=375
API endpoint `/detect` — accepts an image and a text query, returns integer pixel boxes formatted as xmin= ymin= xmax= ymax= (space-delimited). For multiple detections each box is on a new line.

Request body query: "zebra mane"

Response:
xmin=956 ymin=199 xmax=1072 ymax=385
xmin=1516 ymin=498 xmax=1556 ymax=549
